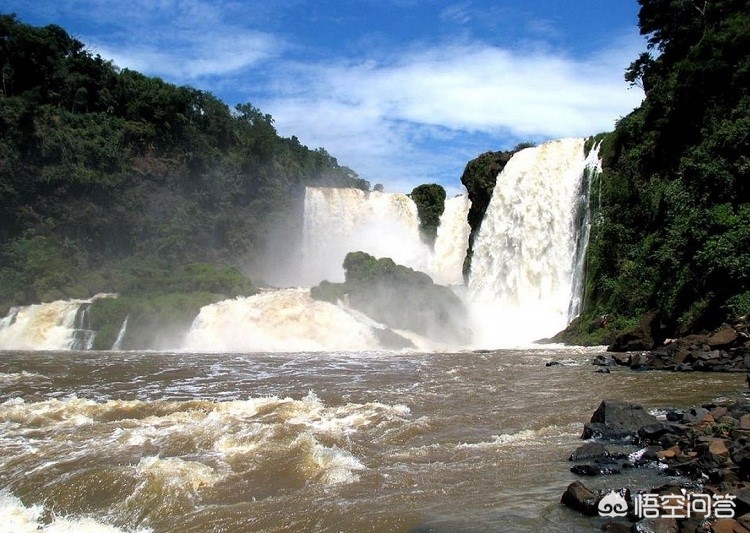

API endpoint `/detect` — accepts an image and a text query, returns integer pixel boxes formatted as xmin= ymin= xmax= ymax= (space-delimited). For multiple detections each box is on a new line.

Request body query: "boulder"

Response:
xmin=608 ymin=311 xmax=663 ymax=352
xmin=569 ymin=442 xmax=611 ymax=461
xmin=560 ymin=481 xmax=600 ymax=516
xmin=570 ymin=464 xmax=621 ymax=476
xmin=708 ymin=324 xmax=739 ymax=348
xmin=581 ymin=400 xmax=659 ymax=441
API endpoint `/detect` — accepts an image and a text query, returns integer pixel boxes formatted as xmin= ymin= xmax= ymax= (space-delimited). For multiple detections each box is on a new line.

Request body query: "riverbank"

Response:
xmin=562 ymin=399 xmax=750 ymax=532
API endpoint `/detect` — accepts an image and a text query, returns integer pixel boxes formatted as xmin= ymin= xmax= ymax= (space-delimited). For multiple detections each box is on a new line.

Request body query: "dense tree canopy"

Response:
xmin=410 ymin=183 xmax=446 ymax=247
xmin=0 ymin=14 xmax=368 ymax=311
xmin=582 ymin=0 xmax=750 ymax=337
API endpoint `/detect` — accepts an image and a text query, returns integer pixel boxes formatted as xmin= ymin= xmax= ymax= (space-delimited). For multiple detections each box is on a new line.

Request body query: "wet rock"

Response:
xmin=570 ymin=464 xmax=621 ymax=476
xmin=608 ymin=311 xmax=663 ymax=352
xmin=570 ymin=442 xmax=611 ymax=461
xmin=631 ymin=517 xmax=678 ymax=533
xmin=611 ymin=353 xmax=632 ymax=366
xmin=596 ymin=368 xmax=612 ymax=374
xmin=546 ymin=361 xmax=562 ymax=367
xmin=730 ymin=439 xmax=750 ymax=480
xmin=710 ymin=518 xmax=750 ymax=533
xmin=561 ymin=480 xmax=600 ymax=516
xmin=593 ymin=354 xmax=618 ymax=366
xmin=582 ymin=401 xmax=659 ymax=441
xmin=685 ymin=407 xmax=710 ymax=424
xmin=734 ymin=486 xmax=750 ymax=516
xmin=638 ymin=423 xmax=670 ymax=443
xmin=601 ymin=522 xmax=632 ymax=533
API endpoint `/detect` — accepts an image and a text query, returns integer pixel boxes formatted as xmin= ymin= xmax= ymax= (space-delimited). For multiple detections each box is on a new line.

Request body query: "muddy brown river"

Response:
xmin=0 ymin=347 xmax=745 ymax=532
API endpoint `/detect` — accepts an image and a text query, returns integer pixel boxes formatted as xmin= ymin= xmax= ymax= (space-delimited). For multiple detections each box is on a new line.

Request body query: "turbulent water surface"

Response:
xmin=0 ymin=348 xmax=744 ymax=532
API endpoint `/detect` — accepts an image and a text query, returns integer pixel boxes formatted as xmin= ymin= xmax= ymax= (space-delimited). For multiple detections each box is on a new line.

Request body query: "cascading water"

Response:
xmin=568 ymin=144 xmax=602 ymax=320
xmin=0 ymin=299 xmax=99 ymax=350
xmin=112 ymin=315 xmax=129 ymax=350
xmin=301 ymin=187 xmax=469 ymax=287
xmin=431 ymin=194 xmax=471 ymax=286
xmin=467 ymin=138 xmax=600 ymax=347
xmin=2 ymin=140 xmax=599 ymax=352
xmin=301 ymin=188 xmax=432 ymax=285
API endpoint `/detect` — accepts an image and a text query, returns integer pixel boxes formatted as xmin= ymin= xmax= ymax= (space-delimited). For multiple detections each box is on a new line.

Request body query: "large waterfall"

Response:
xmin=468 ymin=138 xmax=599 ymax=346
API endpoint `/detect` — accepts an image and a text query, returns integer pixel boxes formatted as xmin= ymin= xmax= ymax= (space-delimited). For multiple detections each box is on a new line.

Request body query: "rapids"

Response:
xmin=0 ymin=348 xmax=744 ymax=532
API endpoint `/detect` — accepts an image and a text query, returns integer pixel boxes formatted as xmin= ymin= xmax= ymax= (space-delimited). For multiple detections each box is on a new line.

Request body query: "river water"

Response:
xmin=0 ymin=347 xmax=745 ymax=532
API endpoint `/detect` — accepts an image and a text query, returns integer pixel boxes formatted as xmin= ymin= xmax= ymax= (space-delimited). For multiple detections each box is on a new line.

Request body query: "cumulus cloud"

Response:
xmin=257 ymin=35 xmax=645 ymax=190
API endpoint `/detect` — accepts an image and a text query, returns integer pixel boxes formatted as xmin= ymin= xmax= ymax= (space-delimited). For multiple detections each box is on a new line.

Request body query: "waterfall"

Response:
xmin=301 ymin=188 xmax=431 ymax=285
xmin=568 ymin=144 xmax=602 ymax=320
xmin=112 ymin=315 xmax=129 ymax=350
xmin=70 ymin=303 xmax=96 ymax=350
xmin=301 ymin=187 xmax=469 ymax=286
xmin=0 ymin=299 xmax=97 ymax=350
xmin=467 ymin=138 xmax=600 ymax=347
xmin=431 ymin=194 xmax=471 ymax=286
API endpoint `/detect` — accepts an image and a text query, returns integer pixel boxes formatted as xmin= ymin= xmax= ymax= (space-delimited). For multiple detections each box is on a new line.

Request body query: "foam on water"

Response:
xmin=183 ymin=288 xmax=385 ymax=352
xmin=0 ymin=489 xmax=150 ymax=533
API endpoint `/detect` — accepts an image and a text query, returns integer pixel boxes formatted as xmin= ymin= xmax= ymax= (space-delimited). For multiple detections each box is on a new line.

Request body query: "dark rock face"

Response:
xmin=609 ymin=311 xmax=664 ymax=352
xmin=459 ymin=150 xmax=516 ymax=281
xmin=581 ymin=400 xmax=659 ymax=441
xmin=563 ymin=399 xmax=750 ymax=533
xmin=569 ymin=442 xmax=611 ymax=461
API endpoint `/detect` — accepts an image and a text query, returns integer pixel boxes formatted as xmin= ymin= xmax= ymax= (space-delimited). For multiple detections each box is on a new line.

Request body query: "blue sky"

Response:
xmin=6 ymin=1 xmax=646 ymax=194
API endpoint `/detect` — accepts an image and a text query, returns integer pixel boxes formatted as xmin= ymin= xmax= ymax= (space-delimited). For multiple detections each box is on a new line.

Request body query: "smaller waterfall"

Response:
xmin=301 ymin=188 xmax=432 ymax=286
xmin=0 ymin=299 xmax=93 ymax=350
xmin=567 ymin=144 xmax=602 ymax=320
xmin=184 ymin=289 xmax=384 ymax=352
xmin=0 ymin=295 xmax=114 ymax=350
xmin=112 ymin=315 xmax=129 ymax=350
xmin=70 ymin=303 xmax=96 ymax=350
xmin=431 ymin=194 xmax=471 ymax=286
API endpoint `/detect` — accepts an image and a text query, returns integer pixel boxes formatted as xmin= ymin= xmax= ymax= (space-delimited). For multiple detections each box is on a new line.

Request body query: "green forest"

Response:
xmin=573 ymin=0 xmax=750 ymax=341
xmin=0 ymin=13 xmax=368 ymax=329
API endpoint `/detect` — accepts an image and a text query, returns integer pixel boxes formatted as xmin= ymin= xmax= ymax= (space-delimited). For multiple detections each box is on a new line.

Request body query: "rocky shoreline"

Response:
xmin=561 ymin=399 xmax=750 ymax=532
xmin=604 ymin=318 xmax=750 ymax=374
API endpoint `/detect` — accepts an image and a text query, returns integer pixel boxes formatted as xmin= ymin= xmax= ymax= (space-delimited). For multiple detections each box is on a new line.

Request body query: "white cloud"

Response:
xmin=69 ymin=0 xmax=284 ymax=82
xmin=257 ymin=36 xmax=645 ymax=191
xmin=94 ymin=32 xmax=280 ymax=80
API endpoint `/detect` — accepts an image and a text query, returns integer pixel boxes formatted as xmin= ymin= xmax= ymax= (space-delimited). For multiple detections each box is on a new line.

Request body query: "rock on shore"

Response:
xmin=561 ymin=399 xmax=750 ymax=532
xmin=605 ymin=319 xmax=750 ymax=373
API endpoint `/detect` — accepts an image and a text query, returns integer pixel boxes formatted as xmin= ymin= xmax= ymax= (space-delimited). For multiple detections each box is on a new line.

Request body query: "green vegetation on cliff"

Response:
xmin=0 ymin=14 xmax=367 ymax=314
xmin=569 ymin=0 xmax=750 ymax=343
xmin=410 ymin=183 xmax=446 ymax=247
xmin=311 ymin=251 xmax=470 ymax=345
